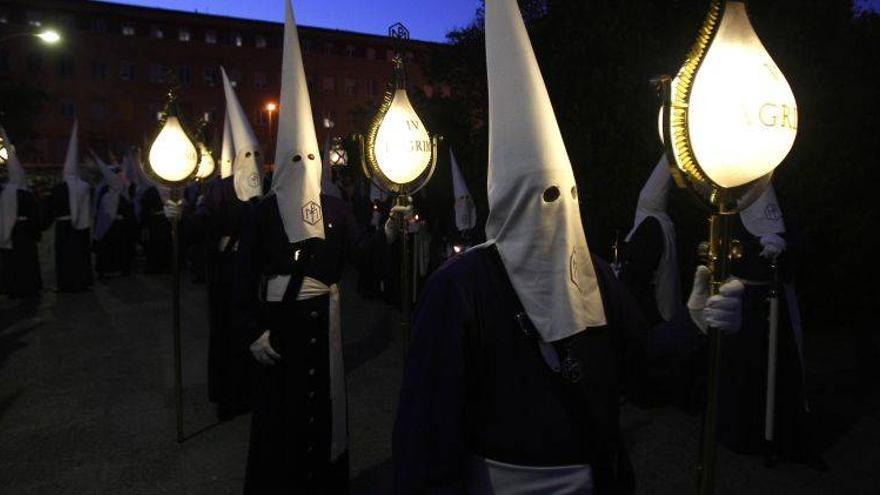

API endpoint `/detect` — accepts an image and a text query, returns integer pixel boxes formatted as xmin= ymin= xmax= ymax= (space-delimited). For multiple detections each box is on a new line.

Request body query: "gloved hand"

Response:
xmin=759 ymin=233 xmax=786 ymax=260
xmin=687 ymin=266 xmax=745 ymax=335
xmin=162 ymin=200 xmax=183 ymax=221
xmin=250 ymin=330 xmax=281 ymax=366
xmin=384 ymin=204 xmax=415 ymax=244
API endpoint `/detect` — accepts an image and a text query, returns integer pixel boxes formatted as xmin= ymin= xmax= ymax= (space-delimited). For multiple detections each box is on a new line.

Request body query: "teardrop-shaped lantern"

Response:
xmin=0 ymin=134 xmax=8 ymax=165
xmin=148 ymin=116 xmax=199 ymax=184
xmin=664 ymin=0 xmax=798 ymax=197
xmin=372 ymin=89 xmax=432 ymax=185
xmin=196 ymin=143 xmax=216 ymax=179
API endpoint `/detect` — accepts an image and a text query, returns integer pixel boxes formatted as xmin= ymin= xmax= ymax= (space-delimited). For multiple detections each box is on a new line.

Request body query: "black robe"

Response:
xmin=47 ymin=182 xmax=93 ymax=292
xmin=196 ymin=177 xmax=254 ymax=418
xmin=236 ymin=193 xmax=380 ymax=494
xmin=393 ymin=245 xmax=702 ymax=494
xmin=715 ymin=219 xmax=811 ymax=460
xmin=140 ymin=186 xmax=172 ymax=274
xmin=620 ymin=217 xmax=664 ymax=327
xmin=93 ymin=185 xmax=135 ymax=277
xmin=0 ymin=188 xmax=42 ymax=298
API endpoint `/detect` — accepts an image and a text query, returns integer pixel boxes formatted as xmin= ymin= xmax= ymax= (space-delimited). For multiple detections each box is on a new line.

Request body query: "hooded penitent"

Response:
xmin=222 ymin=67 xmax=263 ymax=201
xmin=450 ymin=149 xmax=476 ymax=232
xmin=740 ymin=184 xmax=786 ymax=236
xmin=92 ymin=151 xmax=126 ymax=241
xmin=63 ymin=120 xmax=91 ymax=231
xmin=0 ymin=125 xmax=27 ymax=249
xmin=484 ymin=0 xmax=606 ymax=342
xmin=271 ymin=0 xmax=324 ymax=244
xmin=220 ymin=109 xmax=234 ymax=179
xmin=625 ymin=155 xmax=681 ymax=321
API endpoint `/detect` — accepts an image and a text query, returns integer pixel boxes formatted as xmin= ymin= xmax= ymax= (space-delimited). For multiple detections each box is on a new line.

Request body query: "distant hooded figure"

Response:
xmin=450 ymin=148 xmax=477 ymax=235
xmin=91 ymin=152 xmax=135 ymax=277
xmin=47 ymin=120 xmax=93 ymax=292
xmin=0 ymin=125 xmax=42 ymax=298
xmin=621 ymin=155 xmax=681 ymax=326
xmin=392 ymin=1 xmax=745 ymax=493
xmin=716 ymin=184 xmax=815 ymax=464
xmin=235 ymin=1 xmax=383 ymax=491
xmin=194 ymin=64 xmax=265 ymax=420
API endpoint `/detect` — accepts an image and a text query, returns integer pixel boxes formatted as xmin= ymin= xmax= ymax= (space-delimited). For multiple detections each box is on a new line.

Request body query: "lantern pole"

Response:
xmin=170 ymin=186 xmax=184 ymax=443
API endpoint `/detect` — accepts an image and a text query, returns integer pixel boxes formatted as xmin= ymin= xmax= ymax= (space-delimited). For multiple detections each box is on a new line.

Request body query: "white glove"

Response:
xmin=759 ymin=233 xmax=786 ymax=260
xmin=250 ymin=330 xmax=281 ymax=366
xmin=384 ymin=204 xmax=414 ymax=244
xmin=687 ymin=266 xmax=745 ymax=335
xmin=162 ymin=200 xmax=183 ymax=221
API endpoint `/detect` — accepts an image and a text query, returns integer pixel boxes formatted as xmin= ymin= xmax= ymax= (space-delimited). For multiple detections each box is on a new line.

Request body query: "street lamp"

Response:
xmin=655 ymin=1 xmax=798 ymax=493
xmin=357 ymin=23 xmax=440 ymax=345
xmin=0 ymin=28 xmax=62 ymax=45
xmin=328 ymin=138 xmax=348 ymax=167
xmin=145 ymin=86 xmax=199 ymax=443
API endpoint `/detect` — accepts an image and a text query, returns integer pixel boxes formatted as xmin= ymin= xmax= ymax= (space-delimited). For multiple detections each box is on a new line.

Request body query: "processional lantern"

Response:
xmin=146 ymin=88 xmax=200 ymax=187
xmin=655 ymin=1 xmax=798 ymax=493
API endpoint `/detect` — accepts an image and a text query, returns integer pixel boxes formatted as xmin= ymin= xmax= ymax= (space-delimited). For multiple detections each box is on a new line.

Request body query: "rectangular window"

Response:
xmin=0 ymin=49 xmax=10 ymax=75
xmin=151 ymin=25 xmax=164 ymax=39
xmin=345 ymin=45 xmax=356 ymax=58
xmin=302 ymin=39 xmax=314 ymax=53
xmin=255 ymin=109 xmax=268 ymax=127
xmin=178 ymin=66 xmax=191 ymax=86
xmin=57 ymin=56 xmax=75 ymax=78
xmin=203 ymin=67 xmax=219 ymax=87
xmin=322 ymin=76 xmax=335 ymax=93
xmin=205 ymin=30 xmax=217 ymax=44
xmin=91 ymin=100 xmax=107 ymax=120
xmin=366 ymin=47 xmax=376 ymax=60
xmin=92 ymin=18 xmax=107 ymax=33
xmin=26 ymin=11 xmax=42 ymax=27
xmin=149 ymin=64 xmax=165 ymax=84
xmin=91 ymin=60 xmax=107 ymax=80
xmin=122 ymin=24 xmax=136 ymax=36
xmin=0 ymin=12 xmax=8 ymax=24
xmin=233 ymin=33 xmax=243 ymax=47
xmin=226 ymin=68 xmax=242 ymax=86
xmin=120 ymin=62 xmax=135 ymax=81
xmin=179 ymin=29 xmax=191 ymax=42
xmin=324 ymin=43 xmax=334 ymax=55
xmin=344 ymin=78 xmax=357 ymax=96
xmin=254 ymin=71 xmax=267 ymax=89
xmin=365 ymin=79 xmax=377 ymax=97
xmin=60 ymin=99 xmax=76 ymax=118
xmin=386 ymin=49 xmax=396 ymax=61
xmin=255 ymin=35 xmax=267 ymax=49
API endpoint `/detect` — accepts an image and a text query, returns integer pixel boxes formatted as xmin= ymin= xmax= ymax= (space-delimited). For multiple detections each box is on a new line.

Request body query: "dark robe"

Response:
xmin=716 ymin=219 xmax=811 ymax=460
xmin=94 ymin=185 xmax=135 ymax=277
xmin=393 ymin=245 xmax=702 ymax=495
xmin=140 ymin=186 xmax=171 ymax=274
xmin=196 ymin=177 xmax=253 ymax=418
xmin=236 ymin=193 xmax=380 ymax=494
xmin=0 ymin=189 xmax=42 ymax=298
xmin=47 ymin=182 xmax=93 ymax=292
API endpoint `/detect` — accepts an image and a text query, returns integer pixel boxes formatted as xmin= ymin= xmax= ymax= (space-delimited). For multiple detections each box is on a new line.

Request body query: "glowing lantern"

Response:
xmin=148 ymin=115 xmax=199 ymax=184
xmin=196 ymin=143 xmax=216 ymax=179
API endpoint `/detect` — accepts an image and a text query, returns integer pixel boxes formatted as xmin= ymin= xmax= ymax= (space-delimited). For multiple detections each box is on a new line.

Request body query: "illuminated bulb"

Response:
xmin=673 ymin=1 xmax=798 ymax=188
xmin=36 ymin=29 xmax=61 ymax=44
xmin=0 ymin=142 xmax=7 ymax=165
xmin=148 ymin=116 xmax=199 ymax=183
xmin=453 ymin=245 xmax=463 ymax=254
xmin=196 ymin=143 xmax=216 ymax=179
xmin=373 ymin=89 xmax=431 ymax=185
xmin=266 ymin=102 xmax=277 ymax=112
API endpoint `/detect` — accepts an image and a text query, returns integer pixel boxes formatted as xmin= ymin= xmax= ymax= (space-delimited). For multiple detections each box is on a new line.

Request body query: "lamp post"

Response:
xmin=265 ymin=102 xmax=277 ymax=160
xmin=357 ymin=23 xmax=440 ymax=346
xmin=144 ymin=86 xmax=200 ymax=443
xmin=655 ymin=1 xmax=798 ymax=493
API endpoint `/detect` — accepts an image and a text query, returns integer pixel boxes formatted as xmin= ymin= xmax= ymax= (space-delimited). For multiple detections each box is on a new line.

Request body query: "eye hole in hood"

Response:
xmin=543 ymin=186 xmax=560 ymax=203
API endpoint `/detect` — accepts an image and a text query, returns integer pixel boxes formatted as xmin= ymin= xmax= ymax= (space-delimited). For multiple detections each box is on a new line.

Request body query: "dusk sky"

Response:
xmin=105 ymin=0 xmax=483 ymax=42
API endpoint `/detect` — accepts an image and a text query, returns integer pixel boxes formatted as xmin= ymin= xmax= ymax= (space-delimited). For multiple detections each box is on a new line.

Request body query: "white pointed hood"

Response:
xmin=1 ymin=125 xmax=27 ymax=249
xmin=272 ymin=0 xmax=324 ymax=243
xmin=740 ymin=183 xmax=785 ymax=237
xmin=626 ymin=155 xmax=681 ymax=321
xmin=450 ymin=149 xmax=476 ymax=232
xmin=63 ymin=120 xmax=91 ymax=230
xmin=91 ymin=151 xmax=124 ymax=241
xmin=220 ymin=109 xmax=234 ymax=179
xmin=222 ymin=67 xmax=263 ymax=200
xmin=484 ymin=0 xmax=606 ymax=342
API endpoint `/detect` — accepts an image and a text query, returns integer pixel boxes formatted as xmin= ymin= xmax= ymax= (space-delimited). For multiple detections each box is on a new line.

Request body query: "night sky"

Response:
xmin=104 ymin=0 xmax=483 ymax=42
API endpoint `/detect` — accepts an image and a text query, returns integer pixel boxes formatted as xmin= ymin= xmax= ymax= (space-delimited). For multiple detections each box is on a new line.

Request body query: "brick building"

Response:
xmin=0 ymin=0 xmax=448 ymax=168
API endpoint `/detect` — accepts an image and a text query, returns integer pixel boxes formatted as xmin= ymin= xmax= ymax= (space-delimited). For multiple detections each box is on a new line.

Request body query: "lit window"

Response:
xmin=204 ymin=67 xmax=219 ymax=87
xmin=179 ymin=29 xmax=191 ymax=42
xmin=122 ymin=24 xmax=135 ymax=36
xmin=151 ymin=25 xmax=164 ymax=39
xmin=255 ymin=35 xmax=267 ymax=49
xmin=346 ymin=45 xmax=356 ymax=57
xmin=366 ymin=47 xmax=376 ymax=60
xmin=254 ymin=72 xmax=267 ymax=89
xmin=344 ymin=78 xmax=357 ymax=96
xmin=233 ymin=33 xmax=243 ymax=47
xmin=205 ymin=30 xmax=217 ymax=44
xmin=120 ymin=62 xmax=135 ymax=81
xmin=322 ymin=76 xmax=335 ymax=93
xmin=0 ymin=13 xmax=8 ymax=24
xmin=26 ymin=11 xmax=42 ymax=27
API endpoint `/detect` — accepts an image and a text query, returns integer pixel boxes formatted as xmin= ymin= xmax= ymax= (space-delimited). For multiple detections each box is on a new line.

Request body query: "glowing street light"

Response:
xmin=36 ymin=29 xmax=61 ymax=44
xmin=265 ymin=101 xmax=277 ymax=160
xmin=655 ymin=1 xmax=798 ymax=493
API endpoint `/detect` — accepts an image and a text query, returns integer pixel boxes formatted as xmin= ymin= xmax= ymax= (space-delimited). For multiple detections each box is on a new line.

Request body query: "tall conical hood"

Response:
xmin=220 ymin=109 xmax=234 ymax=179
xmin=272 ymin=0 xmax=324 ymax=243
xmin=90 ymin=151 xmax=122 ymax=241
xmin=62 ymin=120 xmax=90 ymax=230
xmin=222 ymin=67 xmax=263 ymax=200
xmin=484 ymin=0 xmax=605 ymax=342
xmin=740 ymin=183 xmax=785 ymax=236
xmin=450 ymin=149 xmax=476 ymax=231
xmin=0 ymin=125 xmax=26 ymax=249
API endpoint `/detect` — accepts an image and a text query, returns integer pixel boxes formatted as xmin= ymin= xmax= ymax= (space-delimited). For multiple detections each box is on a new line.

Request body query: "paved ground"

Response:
xmin=1 ymin=239 xmax=878 ymax=494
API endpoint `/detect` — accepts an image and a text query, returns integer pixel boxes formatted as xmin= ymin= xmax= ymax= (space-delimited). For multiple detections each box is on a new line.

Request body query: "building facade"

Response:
xmin=0 ymin=0 xmax=447 ymax=168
